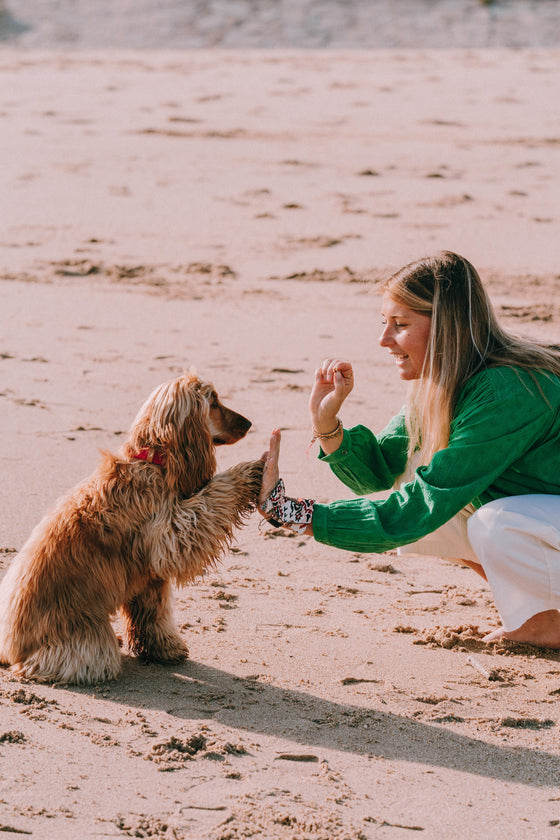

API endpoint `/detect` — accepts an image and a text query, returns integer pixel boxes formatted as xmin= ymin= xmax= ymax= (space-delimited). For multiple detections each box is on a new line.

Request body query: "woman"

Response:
xmin=259 ymin=251 xmax=560 ymax=648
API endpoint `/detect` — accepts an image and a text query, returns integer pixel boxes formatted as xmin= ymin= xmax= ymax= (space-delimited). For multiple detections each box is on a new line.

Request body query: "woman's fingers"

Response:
xmin=320 ymin=359 xmax=354 ymax=380
xmin=259 ymin=428 xmax=281 ymax=506
xmin=311 ymin=360 xmax=354 ymax=424
xmin=334 ymin=364 xmax=354 ymax=394
xmin=325 ymin=360 xmax=354 ymax=399
xmin=268 ymin=427 xmax=281 ymax=461
xmin=315 ymin=360 xmax=353 ymax=381
xmin=333 ymin=361 xmax=353 ymax=380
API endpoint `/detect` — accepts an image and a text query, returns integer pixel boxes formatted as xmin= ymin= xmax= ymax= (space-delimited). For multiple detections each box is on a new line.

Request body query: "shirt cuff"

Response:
xmin=318 ymin=429 xmax=352 ymax=463
xmin=311 ymin=503 xmax=329 ymax=544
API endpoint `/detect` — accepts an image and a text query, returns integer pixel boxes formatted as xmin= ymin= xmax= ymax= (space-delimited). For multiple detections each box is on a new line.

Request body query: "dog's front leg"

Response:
xmin=122 ymin=577 xmax=188 ymax=663
xmin=156 ymin=459 xmax=264 ymax=584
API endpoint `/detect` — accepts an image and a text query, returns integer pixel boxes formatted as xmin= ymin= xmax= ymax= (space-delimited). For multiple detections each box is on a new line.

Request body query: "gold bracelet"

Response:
xmin=310 ymin=417 xmax=343 ymax=444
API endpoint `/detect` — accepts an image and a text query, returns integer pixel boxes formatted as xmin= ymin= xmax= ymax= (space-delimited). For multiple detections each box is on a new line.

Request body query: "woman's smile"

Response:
xmin=379 ymin=294 xmax=432 ymax=380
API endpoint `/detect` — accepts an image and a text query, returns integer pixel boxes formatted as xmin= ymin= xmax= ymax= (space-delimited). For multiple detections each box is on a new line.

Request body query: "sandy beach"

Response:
xmin=1 ymin=11 xmax=560 ymax=839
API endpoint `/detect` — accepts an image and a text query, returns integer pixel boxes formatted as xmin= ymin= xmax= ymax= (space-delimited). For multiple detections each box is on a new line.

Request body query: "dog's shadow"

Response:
xmin=82 ymin=656 xmax=560 ymax=788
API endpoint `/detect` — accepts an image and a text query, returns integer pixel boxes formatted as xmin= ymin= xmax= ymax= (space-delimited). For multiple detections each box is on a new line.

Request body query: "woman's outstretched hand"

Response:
xmin=258 ymin=427 xmax=281 ymax=513
xmin=258 ymin=428 xmax=315 ymax=537
xmin=309 ymin=358 xmax=354 ymax=433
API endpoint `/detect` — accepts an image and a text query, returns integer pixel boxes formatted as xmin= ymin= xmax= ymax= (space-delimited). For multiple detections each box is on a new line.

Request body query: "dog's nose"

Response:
xmin=235 ymin=414 xmax=251 ymax=434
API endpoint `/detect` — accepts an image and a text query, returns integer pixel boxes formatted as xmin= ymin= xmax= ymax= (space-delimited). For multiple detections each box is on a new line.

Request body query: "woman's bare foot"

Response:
xmin=483 ymin=609 xmax=560 ymax=649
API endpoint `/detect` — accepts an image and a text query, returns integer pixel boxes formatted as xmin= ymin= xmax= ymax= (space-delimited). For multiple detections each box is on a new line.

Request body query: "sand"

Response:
xmin=1 ymin=40 xmax=560 ymax=840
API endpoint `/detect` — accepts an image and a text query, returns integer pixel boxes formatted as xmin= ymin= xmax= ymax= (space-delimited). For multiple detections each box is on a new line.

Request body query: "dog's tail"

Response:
xmin=0 ymin=550 xmax=27 ymax=665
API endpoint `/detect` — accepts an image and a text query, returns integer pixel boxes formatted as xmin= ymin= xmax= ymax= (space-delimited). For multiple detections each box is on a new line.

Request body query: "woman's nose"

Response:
xmin=379 ymin=325 xmax=392 ymax=347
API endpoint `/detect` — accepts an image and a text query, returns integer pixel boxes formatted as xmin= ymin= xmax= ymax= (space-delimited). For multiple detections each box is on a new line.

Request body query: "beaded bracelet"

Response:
xmin=309 ymin=417 xmax=343 ymax=447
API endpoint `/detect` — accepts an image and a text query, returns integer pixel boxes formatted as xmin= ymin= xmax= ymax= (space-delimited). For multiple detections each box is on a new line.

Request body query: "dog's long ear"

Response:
xmin=126 ymin=373 xmax=216 ymax=496
xmin=165 ymin=375 xmax=217 ymax=497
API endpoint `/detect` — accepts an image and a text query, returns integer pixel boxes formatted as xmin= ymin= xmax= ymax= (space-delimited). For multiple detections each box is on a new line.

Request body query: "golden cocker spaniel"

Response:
xmin=0 ymin=372 xmax=263 ymax=684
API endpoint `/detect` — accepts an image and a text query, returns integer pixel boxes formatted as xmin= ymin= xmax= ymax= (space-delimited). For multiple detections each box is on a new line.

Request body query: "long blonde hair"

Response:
xmin=380 ymin=251 xmax=560 ymax=465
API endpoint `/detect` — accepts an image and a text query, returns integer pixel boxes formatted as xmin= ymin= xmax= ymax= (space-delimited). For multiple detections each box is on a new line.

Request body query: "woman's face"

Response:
xmin=379 ymin=294 xmax=432 ymax=380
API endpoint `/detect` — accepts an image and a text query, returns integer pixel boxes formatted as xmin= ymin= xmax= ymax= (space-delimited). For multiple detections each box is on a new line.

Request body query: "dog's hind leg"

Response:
xmin=13 ymin=617 xmax=122 ymax=685
xmin=122 ymin=578 xmax=188 ymax=664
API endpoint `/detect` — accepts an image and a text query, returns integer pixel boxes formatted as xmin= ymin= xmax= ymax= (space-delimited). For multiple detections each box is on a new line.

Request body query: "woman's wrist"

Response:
xmin=311 ymin=417 xmax=343 ymax=441
xmin=310 ymin=415 xmax=341 ymax=436
xmin=261 ymin=478 xmax=315 ymax=535
xmin=309 ymin=417 xmax=344 ymax=455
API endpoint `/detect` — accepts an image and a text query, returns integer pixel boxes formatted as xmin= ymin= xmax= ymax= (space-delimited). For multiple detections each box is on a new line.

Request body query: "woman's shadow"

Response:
xmin=92 ymin=656 xmax=560 ymax=789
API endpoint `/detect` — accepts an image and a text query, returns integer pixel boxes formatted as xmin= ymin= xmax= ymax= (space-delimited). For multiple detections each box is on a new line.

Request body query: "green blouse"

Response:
xmin=312 ymin=366 xmax=560 ymax=553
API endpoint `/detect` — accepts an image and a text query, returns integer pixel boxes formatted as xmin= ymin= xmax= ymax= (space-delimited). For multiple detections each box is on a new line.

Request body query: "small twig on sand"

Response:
xmin=466 ymin=654 xmax=503 ymax=682
xmin=184 ymin=805 xmax=228 ymax=811
xmin=341 ymin=676 xmax=379 ymax=686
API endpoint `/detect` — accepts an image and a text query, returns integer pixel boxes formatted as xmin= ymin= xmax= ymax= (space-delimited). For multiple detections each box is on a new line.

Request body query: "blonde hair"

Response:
xmin=380 ymin=251 xmax=560 ymax=465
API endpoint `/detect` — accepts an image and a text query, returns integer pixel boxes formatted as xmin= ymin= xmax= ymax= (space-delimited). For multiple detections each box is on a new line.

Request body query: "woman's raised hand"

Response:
xmin=309 ymin=359 xmax=354 ymax=433
xmin=258 ymin=427 xmax=281 ymax=511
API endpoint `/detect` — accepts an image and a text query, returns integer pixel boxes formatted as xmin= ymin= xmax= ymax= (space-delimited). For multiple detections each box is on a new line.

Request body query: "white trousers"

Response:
xmin=398 ymin=495 xmax=560 ymax=632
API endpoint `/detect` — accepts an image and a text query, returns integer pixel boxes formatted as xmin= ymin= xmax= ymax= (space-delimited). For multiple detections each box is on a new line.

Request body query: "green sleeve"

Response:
xmin=312 ymin=367 xmax=557 ymax=553
xmin=318 ymin=411 xmax=409 ymax=495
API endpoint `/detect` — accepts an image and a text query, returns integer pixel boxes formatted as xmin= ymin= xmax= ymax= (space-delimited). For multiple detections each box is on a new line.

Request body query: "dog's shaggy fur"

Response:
xmin=0 ymin=372 xmax=263 ymax=684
